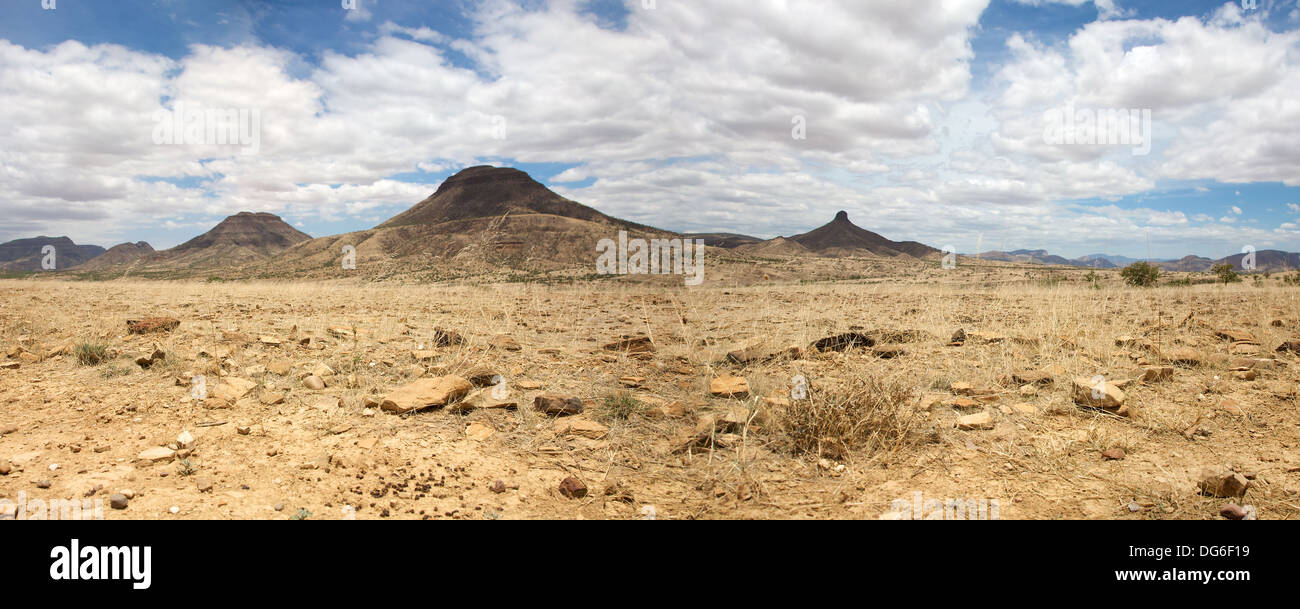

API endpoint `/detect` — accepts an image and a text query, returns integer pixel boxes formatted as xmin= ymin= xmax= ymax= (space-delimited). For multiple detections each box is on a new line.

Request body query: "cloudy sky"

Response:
xmin=1 ymin=0 xmax=1298 ymax=259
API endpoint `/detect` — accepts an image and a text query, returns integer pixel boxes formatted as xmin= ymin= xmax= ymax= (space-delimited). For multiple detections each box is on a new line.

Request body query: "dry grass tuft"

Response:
xmin=777 ymin=371 xmax=918 ymax=461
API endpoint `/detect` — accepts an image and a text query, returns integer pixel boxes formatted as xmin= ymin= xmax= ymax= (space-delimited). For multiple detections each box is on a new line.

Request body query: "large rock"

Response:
xmin=1198 ymin=468 xmax=1249 ymax=498
xmin=534 ymin=395 xmax=584 ymax=416
xmin=1071 ymin=376 xmax=1126 ymax=410
xmin=211 ymin=377 xmax=257 ymax=402
xmin=380 ymin=376 xmax=472 ymax=414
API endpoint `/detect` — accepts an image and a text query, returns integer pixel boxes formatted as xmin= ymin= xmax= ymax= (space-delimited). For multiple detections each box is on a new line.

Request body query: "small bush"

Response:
xmin=1121 ymin=262 xmax=1160 ymax=287
xmin=597 ymin=391 xmax=645 ymax=421
xmin=74 ymin=343 xmax=109 ymax=366
xmin=778 ymin=373 xmax=917 ymax=460
xmin=1211 ymin=263 xmax=1241 ymax=285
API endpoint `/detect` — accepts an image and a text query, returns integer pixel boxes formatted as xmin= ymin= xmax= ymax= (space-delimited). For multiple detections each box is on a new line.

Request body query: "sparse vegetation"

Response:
xmin=74 ymin=342 xmax=109 ymax=366
xmin=597 ymin=391 xmax=645 ymax=421
xmin=1211 ymin=263 xmax=1241 ymax=285
xmin=1121 ymin=261 xmax=1160 ymax=287
xmin=778 ymin=372 xmax=917 ymax=460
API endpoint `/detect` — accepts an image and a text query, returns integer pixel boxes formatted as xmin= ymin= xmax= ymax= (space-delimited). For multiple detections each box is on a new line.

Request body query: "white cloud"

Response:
xmin=1 ymin=0 xmax=1298 ymax=258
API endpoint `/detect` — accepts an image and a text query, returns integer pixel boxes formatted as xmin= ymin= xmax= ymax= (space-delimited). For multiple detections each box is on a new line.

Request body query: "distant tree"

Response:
xmin=1211 ymin=263 xmax=1241 ymax=285
xmin=1121 ymin=261 xmax=1160 ymax=287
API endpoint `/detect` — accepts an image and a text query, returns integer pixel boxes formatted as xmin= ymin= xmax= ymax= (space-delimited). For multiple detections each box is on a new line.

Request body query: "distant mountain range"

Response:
xmin=2 ymin=165 xmax=1296 ymax=277
xmin=968 ymin=248 xmax=1299 ymax=272
xmin=0 ymin=236 xmax=104 ymax=271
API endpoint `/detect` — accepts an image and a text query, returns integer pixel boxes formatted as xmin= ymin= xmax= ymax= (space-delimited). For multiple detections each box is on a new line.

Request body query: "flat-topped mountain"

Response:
xmin=0 ymin=236 xmax=105 ymax=271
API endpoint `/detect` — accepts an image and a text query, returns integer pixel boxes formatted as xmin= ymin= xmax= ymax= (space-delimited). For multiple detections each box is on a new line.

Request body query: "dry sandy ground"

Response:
xmin=1 ymin=277 xmax=1298 ymax=520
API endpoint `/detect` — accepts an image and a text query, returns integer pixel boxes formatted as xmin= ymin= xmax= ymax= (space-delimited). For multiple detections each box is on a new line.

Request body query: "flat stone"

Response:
xmin=956 ymin=411 xmax=993 ymax=430
xmin=380 ymin=375 xmax=472 ymax=414
xmin=137 ymin=446 xmax=176 ymax=463
xmin=709 ymin=375 xmax=750 ymax=398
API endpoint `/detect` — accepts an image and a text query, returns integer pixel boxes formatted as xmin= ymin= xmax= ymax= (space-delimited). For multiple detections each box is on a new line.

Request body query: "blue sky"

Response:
xmin=1 ymin=0 xmax=1298 ymax=259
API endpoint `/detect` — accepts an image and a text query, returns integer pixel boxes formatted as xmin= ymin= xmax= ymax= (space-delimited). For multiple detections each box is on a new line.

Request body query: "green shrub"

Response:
xmin=1121 ymin=262 xmax=1160 ymax=287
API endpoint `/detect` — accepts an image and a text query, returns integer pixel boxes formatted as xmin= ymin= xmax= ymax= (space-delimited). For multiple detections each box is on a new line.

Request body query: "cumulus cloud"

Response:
xmin=0 ymin=0 xmax=1297 ymax=257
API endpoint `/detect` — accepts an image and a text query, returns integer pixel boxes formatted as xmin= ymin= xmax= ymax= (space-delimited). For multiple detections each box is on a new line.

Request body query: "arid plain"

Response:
xmin=2 ymin=260 xmax=1298 ymax=520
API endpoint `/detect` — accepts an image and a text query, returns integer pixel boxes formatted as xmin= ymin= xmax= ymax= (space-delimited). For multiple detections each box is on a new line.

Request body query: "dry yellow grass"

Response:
xmin=0 ymin=274 xmax=1298 ymax=519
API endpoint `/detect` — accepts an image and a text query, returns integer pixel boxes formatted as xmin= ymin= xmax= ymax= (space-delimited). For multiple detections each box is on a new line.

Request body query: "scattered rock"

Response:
xmin=558 ymin=476 xmax=588 ymax=499
xmin=489 ymin=480 xmax=507 ymax=494
xmin=947 ymin=397 xmax=981 ymax=410
xmin=490 ymin=334 xmax=522 ymax=351
xmin=463 ymin=365 xmax=498 ymax=386
xmin=603 ymin=335 xmax=654 ymax=353
xmin=1011 ymin=370 xmax=1053 ymax=386
xmin=810 ymin=332 xmax=874 ymax=352
xmin=554 ymin=417 xmax=609 ymax=439
xmin=1198 ymin=468 xmax=1249 ymax=498
xmin=950 ymin=328 xmax=967 ymax=345
xmin=432 ymin=327 xmax=464 ymax=346
xmin=36 ymin=479 xmax=51 ymax=489
xmin=709 ymin=375 xmax=750 ymax=398
xmin=465 ymin=422 xmax=495 ymax=441
xmin=871 ymin=345 xmax=906 ymax=358
xmin=534 ymin=395 xmax=584 ymax=416
xmin=1010 ymin=402 xmax=1037 ymax=415
xmin=126 ymin=317 xmax=180 ymax=334
xmin=109 ymin=493 xmax=129 ymax=510
xmin=956 ymin=411 xmax=993 ymax=430
xmin=1164 ymin=348 xmax=1202 ymax=366
xmin=302 ymin=375 xmax=327 ymax=391
xmin=1219 ymin=502 xmax=1250 ymax=520
xmin=267 ymin=360 xmax=293 ymax=375
xmin=1101 ymin=448 xmax=1126 ymax=460
xmin=259 ymin=391 xmax=286 ymax=405
xmin=380 ymin=375 xmax=473 ymax=413
xmin=134 ymin=348 xmax=166 ymax=368
xmin=1071 ymin=376 xmax=1126 ymax=411
xmin=0 ymin=459 xmax=10 ymax=475
xmin=1139 ymin=366 xmax=1174 ymax=383
xmin=212 ymin=377 xmax=258 ymax=402
xmin=137 ymin=446 xmax=176 ymax=463
xmin=196 ymin=477 xmax=214 ymax=493
xmin=449 ymin=388 xmax=518 ymax=413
